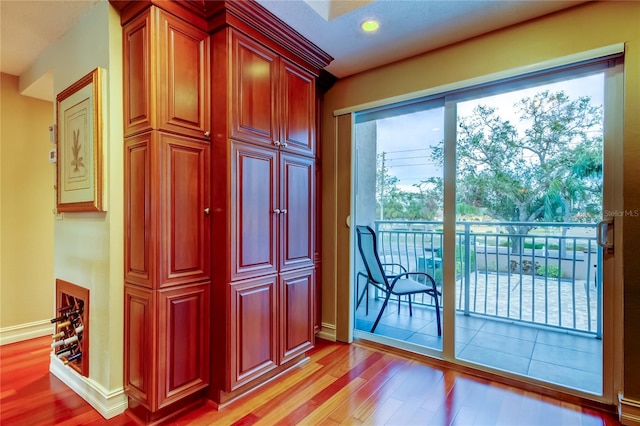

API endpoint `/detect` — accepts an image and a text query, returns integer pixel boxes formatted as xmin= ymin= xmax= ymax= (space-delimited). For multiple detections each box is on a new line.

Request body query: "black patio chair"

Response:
xmin=356 ymin=225 xmax=441 ymax=335
xmin=357 ymin=262 xmax=407 ymax=315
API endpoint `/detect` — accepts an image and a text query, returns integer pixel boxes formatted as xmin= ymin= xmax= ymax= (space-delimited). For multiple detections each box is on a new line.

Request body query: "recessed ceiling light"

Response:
xmin=361 ymin=19 xmax=379 ymax=32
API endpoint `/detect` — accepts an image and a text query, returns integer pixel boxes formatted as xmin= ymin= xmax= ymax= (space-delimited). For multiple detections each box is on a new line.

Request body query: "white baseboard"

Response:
xmin=0 ymin=320 xmax=51 ymax=345
xmin=316 ymin=322 xmax=336 ymax=341
xmin=50 ymin=355 xmax=127 ymax=419
xmin=620 ymin=395 xmax=640 ymax=425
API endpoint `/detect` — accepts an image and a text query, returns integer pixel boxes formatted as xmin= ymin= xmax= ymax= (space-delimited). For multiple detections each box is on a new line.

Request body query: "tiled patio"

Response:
xmin=355 ymin=296 xmax=602 ymax=395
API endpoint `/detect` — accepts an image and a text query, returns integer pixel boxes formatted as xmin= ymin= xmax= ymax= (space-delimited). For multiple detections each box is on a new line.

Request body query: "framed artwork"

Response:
xmin=56 ymin=68 xmax=104 ymax=212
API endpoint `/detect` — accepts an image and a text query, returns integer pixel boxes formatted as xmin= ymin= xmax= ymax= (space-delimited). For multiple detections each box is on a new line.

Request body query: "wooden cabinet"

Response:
xmin=225 ymin=140 xmax=315 ymax=391
xmin=210 ymin=23 xmax=322 ymax=403
xmin=125 ymin=131 xmax=210 ymax=289
xmin=120 ymin=4 xmax=212 ymax=423
xmin=114 ymin=0 xmax=332 ymax=420
xmin=231 ymin=31 xmax=315 ymax=156
xmin=123 ymin=6 xmax=210 ymax=140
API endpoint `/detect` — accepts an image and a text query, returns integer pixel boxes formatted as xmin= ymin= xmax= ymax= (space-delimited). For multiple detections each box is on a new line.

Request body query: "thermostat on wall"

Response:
xmin=49 ymin=124 xmax=56 ymax=144
xmin=49 ymin=148 xmax=57 ymax=163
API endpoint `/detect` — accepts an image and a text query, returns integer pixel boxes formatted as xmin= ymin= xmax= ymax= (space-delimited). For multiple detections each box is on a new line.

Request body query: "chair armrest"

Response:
xmin=380 ymin=262 xmax=407 ymax=275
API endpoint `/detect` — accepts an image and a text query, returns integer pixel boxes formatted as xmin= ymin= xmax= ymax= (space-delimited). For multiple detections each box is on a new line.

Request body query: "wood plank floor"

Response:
xmin=0 ymin=336 xmax=620 ymax=425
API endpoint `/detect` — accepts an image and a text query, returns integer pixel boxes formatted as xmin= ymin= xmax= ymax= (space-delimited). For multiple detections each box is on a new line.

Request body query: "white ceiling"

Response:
xmin=0 ymin=0 xmax=587 ymax=99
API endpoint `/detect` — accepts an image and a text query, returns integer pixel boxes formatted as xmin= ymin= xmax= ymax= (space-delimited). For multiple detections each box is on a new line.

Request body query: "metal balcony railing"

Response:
xmin=371 ymin=220 xmax=602 ymax=337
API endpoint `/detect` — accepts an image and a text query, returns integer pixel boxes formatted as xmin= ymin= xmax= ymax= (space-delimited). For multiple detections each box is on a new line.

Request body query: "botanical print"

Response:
xmin=64 ymin=99 xmax=91 ymax=192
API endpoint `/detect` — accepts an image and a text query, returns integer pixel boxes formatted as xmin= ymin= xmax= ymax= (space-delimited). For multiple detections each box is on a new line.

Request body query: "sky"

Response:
xmin=373 ymin=72 xmax=605 ymax=193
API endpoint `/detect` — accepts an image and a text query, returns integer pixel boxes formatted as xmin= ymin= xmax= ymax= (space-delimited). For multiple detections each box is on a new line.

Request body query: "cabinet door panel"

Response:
xmin=124 ymin=285 xmax=154 ymax=410
xmin=125 ymin=134 xmax=153 ymax=287
xmin=159 ymin=9 xmax=210 ymax=139
xmin=280 ymin=269 xmax=315 ymax=363
xmin=231 ymin=31 xmax=278 ymax=147
xmin=231 ymin=142 xmax=277 ymax=280
xmin=123 ymin=11 xmax=152 ymax=136
xmin=158 ymin=283 xmax=210 ymax=408
xmin=280 ymin=153 xmax=314 ymax=272
xmin=230 ymin=276 xmax=277 ymax=390
xmin=160 ymin=133 xmax=210 ymax=287
xmin=281 ymin=60 xmax=315 ymax=156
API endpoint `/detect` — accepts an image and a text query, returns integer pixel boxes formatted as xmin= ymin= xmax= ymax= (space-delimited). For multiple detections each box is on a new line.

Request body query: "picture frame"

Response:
xmin=56 ymin=68 xmax=104 ymax=212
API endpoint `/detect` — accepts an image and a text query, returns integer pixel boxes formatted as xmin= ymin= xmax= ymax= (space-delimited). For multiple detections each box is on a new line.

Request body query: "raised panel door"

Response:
xmin=279 ymin=153 xmax=314 ymax=272
xmin=279 ymin=268 xmax=315 ymax=363
xmin=229 ymin=276 xmax=278 ymax=390
xmin=124 ymin=285 xmax=155 ymax=410
xmin=125 ymin=133 xmax=153 ymax=288
xmin=231 ymin=141 xmax=278 ymax=281
xmin=231 ymin=30 xmax=278 ymax=147
xmin=159 ymin=133 xmax=210 ymax=287
xmin=123 ymin=10 xmax=152 ymax=136
xmin=157 ymin=283 xmax=210 ymax=408
xmin=158 ymin=8 xmax=210 ymax=140
xmin=280 ymin=59 xmax=315 ymax=156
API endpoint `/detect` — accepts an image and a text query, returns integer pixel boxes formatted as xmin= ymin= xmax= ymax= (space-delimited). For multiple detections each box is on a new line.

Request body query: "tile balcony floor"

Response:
xmin=355 ymin=296 xmax=602 ymax=395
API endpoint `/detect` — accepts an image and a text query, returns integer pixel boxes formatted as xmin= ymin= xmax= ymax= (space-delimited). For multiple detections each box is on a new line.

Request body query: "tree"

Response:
xmin=432 ymin=90 xmax=603 ymax=252
xmin=376 ymin=153 xmax=441 ymax=221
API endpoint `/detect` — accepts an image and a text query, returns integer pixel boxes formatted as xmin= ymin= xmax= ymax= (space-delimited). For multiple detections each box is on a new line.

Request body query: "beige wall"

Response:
xmin=19 ymin=0 xmax=125 ymax=407
xmin=0 ymin=73 xmax=55 ymax=333
xmin=321 ymin=0 xmax=640 ymax=396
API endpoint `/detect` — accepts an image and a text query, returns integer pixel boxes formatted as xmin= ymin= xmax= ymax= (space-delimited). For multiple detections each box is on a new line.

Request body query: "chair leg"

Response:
xmin=371 ymin=292 xmax=392 ymax=333
xmin=433 ymin=293 xmax=442 ymax=336
xmin=408 ymin=295 xmax=413 ymax=316
xmin=366 ymin=284 xmax=369 ymax=315
xmin=397 ymin=295 xmax=401 ymax=314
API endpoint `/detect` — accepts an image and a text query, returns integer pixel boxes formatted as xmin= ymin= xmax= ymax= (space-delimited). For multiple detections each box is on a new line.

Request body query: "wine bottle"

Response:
xmin=62 ymin=335 xmax=79 ymax=345
xmin=64 ymin=352 xmax=82 ymax=365
xmin=74 ymin=324 xmax=84 ymax=334
xmin=52 ymin=339 xmax=65 ymax=348
xmin=57 ymin=349 xmax=72 ymax=358
xmin=65 ymin=309 xmax=83 ymax=318
xmin=56 ymin=343 xmax=78 ymax=356
xmin=50 ymin=315 xmax=67 ymax=323
xmin=57 ymin=320 xmax=71 ymax=329
xmin=52 ymin=331 xmax=65 ymax=339
xmin=57 ymin=305 xmax=73 ymax=312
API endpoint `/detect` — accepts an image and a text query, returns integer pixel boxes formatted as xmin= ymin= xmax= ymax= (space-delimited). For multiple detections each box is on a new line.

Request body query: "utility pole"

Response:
xmin=378 ymin=152 xmax=386 ymax=220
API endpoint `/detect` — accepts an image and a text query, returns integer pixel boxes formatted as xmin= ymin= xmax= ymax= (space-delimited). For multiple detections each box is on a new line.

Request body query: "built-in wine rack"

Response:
xmin=53 ymin=279 xmax=89 ymax=377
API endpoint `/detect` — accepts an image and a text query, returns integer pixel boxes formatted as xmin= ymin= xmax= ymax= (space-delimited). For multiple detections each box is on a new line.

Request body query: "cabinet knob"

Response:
xmin=204 ymin=208 xmax=210 ymax=215
xmin=274 ymin=209 xmax=281 ymax=214
xmin=281 ymin=209 xmax=287 ymax=214
xmin=204 ymin=131 xmax=210 ymax=139
xmin=274 ymin=141 xmax=281 ymax=146
xmin=281 ymin=142 xmax=288 ymax=147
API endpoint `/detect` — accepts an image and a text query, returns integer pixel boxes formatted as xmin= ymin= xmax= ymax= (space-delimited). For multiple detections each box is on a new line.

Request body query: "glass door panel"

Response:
xmin=353 ymin=101 xmax=445 ymax=352
xmin=453 ymin=73 xmax=605 ymax=394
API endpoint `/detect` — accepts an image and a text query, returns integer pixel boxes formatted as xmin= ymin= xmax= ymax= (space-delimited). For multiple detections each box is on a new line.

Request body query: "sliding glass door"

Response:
xmin=351 ymin=55 xmax=622 ymax=401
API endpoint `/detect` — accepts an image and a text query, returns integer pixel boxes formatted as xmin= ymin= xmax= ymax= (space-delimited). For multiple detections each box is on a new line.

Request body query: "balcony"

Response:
xmin=354 ymin=220 xmax=603 ymax=394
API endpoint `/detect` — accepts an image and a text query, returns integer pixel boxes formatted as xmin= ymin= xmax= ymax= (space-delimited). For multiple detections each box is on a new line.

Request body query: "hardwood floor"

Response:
xmin=1 ymin=336 xmax=620 ymax=425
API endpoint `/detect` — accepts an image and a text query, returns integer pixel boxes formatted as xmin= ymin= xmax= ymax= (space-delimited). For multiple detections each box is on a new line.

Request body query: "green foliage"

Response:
xmin=536 ymin=264 xmax=562 ymax=278
xmin=431 ymin=90 xmax=603 ymax=226
xmin=376 ymin=153 xmax=441 ymax=220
